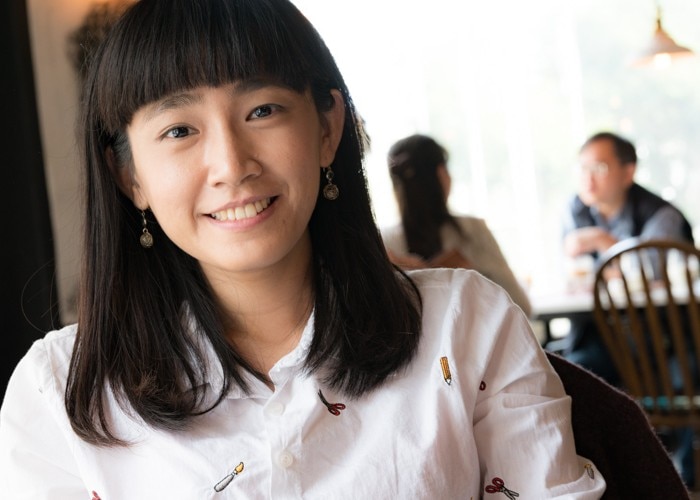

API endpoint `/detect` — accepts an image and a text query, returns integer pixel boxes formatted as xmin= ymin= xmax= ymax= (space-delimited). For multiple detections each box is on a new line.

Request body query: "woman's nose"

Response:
xmin=205 ymin=126 xmax=261 ymax=186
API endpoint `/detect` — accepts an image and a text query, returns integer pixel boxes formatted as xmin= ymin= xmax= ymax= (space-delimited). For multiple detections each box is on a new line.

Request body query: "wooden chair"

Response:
xmin=547 ymin=352 xmax=689 ymax=498
xmin=592 ymin=238 xmax=700 ymax=488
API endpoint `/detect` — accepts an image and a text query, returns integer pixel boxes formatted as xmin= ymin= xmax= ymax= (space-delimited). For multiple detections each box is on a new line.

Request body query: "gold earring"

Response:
xmin=140 ymin=210 xmax=154 ymax=248
xmin=322 ymin=166 xmax=339 ymax=200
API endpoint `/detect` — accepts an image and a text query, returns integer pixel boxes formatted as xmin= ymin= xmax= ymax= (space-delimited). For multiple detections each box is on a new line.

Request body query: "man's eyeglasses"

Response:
xmin=575 ymin=162 xmax=609 ymax=177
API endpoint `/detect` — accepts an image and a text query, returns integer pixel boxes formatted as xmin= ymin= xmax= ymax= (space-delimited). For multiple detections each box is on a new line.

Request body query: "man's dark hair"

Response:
xmin=581 ymin=132 xmax=637 ymax=165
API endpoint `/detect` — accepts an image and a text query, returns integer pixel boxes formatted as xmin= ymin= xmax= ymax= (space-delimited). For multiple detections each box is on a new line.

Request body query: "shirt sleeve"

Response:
xmin=471 ymin=297 xmax=606 ymax=498
xmin=464 ymin=218 xmax=532 ymax=317
xmin=0 ymin=340 xmax=87 ymax=499
xmin=639 ymin=205 xmax=690 ymax=241
xmin=380 ymin=224 xmax=408 ymax=256
xmin=562 ymin=198 xmax=580 ymax=237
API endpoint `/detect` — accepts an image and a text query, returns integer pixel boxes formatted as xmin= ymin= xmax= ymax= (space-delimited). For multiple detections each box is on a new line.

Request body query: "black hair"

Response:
xmin=68 ymin=0 xmax=421 ymax=446
xmin=581 ymin=132 xmax=637 ymax=166
xmin=388 ymin=134 xmax=464 ymax=260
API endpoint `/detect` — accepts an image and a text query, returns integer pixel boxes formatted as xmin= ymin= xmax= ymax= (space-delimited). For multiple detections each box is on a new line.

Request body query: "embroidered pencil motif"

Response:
xmin=584 ymin=463 xmax=595 ymax=479
xmin=440 ymin=356 xmax=452 ymax=385
xmin=318 ymin=389 xmax=346 ymax=416
xmin=214 ymin=462 xmax=244 ymax=492
xmin=485 ymin=477 xmax=519 ymax=499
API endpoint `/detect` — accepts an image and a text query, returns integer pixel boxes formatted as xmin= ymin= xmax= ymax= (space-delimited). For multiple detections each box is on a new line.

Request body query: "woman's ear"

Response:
xmin=107 ymin=146 xmax=149 ymax=210
xmin=319 ymin=89 xmax=346 ymax=168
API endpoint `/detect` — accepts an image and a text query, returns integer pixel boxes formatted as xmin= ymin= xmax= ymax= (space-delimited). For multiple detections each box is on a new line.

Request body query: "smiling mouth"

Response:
xmin=209 ymin=197 xmax=273 ymax=221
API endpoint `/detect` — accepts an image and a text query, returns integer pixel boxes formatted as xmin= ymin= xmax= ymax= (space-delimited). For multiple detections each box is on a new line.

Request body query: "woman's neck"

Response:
xmin=206 ymin=257 xmax=315 ymax=377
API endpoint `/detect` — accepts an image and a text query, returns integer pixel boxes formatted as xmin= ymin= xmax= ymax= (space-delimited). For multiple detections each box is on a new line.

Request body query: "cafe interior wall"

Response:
xmin=25 ymin=0 xmax=90 ymax=325
xmin=23 ymin=0 xmax=700 ymax=326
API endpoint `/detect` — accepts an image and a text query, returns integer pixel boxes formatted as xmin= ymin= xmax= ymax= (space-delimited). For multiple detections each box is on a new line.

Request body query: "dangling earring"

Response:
xmin=322 ymin=166 xmax=339 ymax=200
xmin=139 ymin=210 xmax=154 ymax=248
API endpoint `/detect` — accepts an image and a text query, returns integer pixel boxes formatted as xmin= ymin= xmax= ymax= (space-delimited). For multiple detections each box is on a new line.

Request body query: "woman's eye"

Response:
xmin=250 ymin=104 xmax=275 ymax=119
xmin=165 ymin=126 xmax=191 ymax=139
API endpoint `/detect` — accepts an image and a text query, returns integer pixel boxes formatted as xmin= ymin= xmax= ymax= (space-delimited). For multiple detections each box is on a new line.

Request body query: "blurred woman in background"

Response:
xmin=382 ymin=134 xmax=532 ymax=316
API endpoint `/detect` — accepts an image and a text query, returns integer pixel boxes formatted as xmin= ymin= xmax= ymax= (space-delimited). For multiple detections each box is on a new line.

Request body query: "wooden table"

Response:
xmin=529 ymin=279 xmax=700 ymax=345
xmin=530 ymin=289 xmax=593 ymax=345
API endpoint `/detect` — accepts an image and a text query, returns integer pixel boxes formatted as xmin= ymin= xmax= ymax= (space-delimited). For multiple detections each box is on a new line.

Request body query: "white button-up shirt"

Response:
xmin=0 ymin=269 xmax=605 ymax=499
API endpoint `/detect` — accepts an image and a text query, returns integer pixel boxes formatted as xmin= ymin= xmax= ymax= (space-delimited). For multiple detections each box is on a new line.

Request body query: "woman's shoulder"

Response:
xmin=404 ymin=268 xmax=534 ymax=373
xmin=407 ymin=267 xmax=511 ymax=307
xmin=10 ymin=324 xmax=77 ymax=396
xmin=32 ymin=323 xmax=77 ymax=360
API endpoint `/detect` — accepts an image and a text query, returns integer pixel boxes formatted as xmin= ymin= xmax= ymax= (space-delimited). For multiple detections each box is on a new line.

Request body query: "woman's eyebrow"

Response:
xmin=141 ymin=92 xmax=203 ymax=122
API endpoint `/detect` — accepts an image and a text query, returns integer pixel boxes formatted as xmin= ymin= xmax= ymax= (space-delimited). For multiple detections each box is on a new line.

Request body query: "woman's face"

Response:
xmin=124 ymin=82 xmax=344 ymax=283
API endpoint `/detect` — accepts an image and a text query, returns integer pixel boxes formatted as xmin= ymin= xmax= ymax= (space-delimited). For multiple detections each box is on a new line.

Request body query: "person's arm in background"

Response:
xmin=462 ymin=218 xmax=532 ymax=317
xmin=428 ymin=248 xmax=473 ymax=269
xmin=564 ymin=206 xmax=691 ymax=258
xmin=561 ymin=198 xmax=616 ymax=257
xmin=385 ymin=249 xmax=429 ymax=270
xmin=638 ymin=205 xmax=692 ymax=242
xmin=563 ymin=227 xmax=617 ymax=257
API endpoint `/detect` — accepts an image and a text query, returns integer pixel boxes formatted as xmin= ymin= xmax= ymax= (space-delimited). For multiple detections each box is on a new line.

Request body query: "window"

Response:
xmin=295 ymin=0 xmax=700 ymax=292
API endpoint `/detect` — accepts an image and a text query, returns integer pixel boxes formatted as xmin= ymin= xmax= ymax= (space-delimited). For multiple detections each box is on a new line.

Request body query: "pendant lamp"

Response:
xmin=631 ymin=3 xmax=694 ymax=69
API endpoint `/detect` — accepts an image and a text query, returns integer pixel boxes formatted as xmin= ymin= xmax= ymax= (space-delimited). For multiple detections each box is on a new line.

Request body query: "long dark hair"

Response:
xmin=68 ymin=0 xmax=421 ymax=446
xmin=388 ymin=134 xmax=463 ymax=260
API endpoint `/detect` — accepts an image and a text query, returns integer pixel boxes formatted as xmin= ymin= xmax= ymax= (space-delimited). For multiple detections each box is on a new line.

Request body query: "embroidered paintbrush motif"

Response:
xmin=214 ymin=462 xmax=244 ymax=492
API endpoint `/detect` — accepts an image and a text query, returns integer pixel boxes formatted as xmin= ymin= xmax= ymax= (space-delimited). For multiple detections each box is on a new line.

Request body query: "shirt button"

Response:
xmin=266 ymin=402 xmax=285 ymax=416
xmin=277 ymin=451 xmax=294 ymax=468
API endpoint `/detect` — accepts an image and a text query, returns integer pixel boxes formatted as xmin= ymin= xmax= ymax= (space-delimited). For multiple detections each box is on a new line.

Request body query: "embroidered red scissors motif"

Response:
xmin=485 ymin=477 xmax=519 ymax=499
xmin=318 ymin=389 xmax=346 ymax=416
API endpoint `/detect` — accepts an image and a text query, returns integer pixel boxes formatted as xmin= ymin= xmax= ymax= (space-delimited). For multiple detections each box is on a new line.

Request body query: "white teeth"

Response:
xmin=211 ymin=198 xmax=271 ymax=221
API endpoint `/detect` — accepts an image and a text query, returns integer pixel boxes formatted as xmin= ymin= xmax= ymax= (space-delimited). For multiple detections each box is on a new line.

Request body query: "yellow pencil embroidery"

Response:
xmin=440 ymin=356 xmax=452 ymax=385
xmin=584 ymin=463 xmax=594 ymax=479
xmin=214 ymin=462 xmax=244 ymax=492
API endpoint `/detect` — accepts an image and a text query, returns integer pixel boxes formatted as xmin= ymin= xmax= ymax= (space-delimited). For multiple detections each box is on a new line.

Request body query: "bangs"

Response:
xmin=93 ymin=0 xmax=331 ymax=133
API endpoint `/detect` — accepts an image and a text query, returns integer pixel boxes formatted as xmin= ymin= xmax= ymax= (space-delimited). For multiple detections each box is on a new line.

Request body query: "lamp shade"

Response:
xmin=631 ymin=12 xmax=694 ymax=68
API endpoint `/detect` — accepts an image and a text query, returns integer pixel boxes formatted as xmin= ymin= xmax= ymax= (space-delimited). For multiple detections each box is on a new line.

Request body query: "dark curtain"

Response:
xmin=1 ymin=0 xmax=61 ymax=400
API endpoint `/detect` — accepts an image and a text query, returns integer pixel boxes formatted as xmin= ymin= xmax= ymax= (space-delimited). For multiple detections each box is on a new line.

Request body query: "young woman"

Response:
xmin=0 ymin=0 xmax=604 ymax=497
xmin=383 ymin=134 xmax=532 ymax=317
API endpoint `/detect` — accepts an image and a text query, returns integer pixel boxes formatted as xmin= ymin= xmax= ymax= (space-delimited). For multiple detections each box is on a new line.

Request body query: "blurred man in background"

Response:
xmin=556 ymin=131 xmax=694 ymax=383
xmin=561 ymin=130 xmax=696 ymax=486
xmin=564 ymin=131 xmax=693 ymax=260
